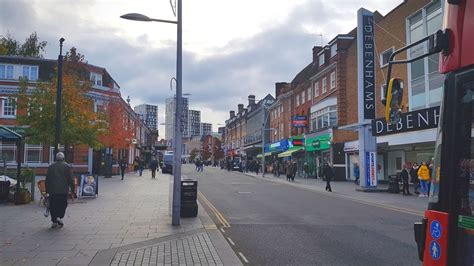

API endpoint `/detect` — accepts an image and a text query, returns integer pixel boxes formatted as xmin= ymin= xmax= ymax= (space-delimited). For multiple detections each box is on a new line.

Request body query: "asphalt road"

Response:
xmin=183 ymin=165 xmax=421 ymax=265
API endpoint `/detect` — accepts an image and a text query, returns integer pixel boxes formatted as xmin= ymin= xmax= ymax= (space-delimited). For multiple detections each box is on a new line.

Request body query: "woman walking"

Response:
xmin=323 ymin=162 xmax=333 ymax=192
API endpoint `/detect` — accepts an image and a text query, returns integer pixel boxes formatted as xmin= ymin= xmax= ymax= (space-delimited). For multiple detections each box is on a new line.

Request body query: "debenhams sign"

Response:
xmin=371 ymin=106 xmax=440 ymax=136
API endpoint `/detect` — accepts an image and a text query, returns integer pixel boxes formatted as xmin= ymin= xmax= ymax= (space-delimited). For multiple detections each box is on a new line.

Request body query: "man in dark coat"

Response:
xmin=400 ymin=163 xmax=412 ymax=195
xmin=45 ymin=152 xmax=74 ymax=228
xmin=323 ymin=162 xmax=333 ymax=192
xmin=119 ymin=157 xmax=128 ymax=180
xmin=149 ymin=156 xmax=159 ymax=179
xmin=291 ymin=160 xmax=297 ymax=182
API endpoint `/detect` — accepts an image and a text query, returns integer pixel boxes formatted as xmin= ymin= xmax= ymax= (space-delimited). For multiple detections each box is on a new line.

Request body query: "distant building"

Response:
xmin=188 ymin=110 xmax=201 ymax=137
xmin=165 ymin=97 xmax=189 ymax=141
xmin=134 ymin=104 xmax=158 ymax=130
xmin=200 ymin=123 xmax=212 ymax=136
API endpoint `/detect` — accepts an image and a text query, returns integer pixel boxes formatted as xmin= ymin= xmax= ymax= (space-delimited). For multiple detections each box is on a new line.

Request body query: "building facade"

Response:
xmin=187 ymin=109 xmax=201 ymax=138
xmin=134 ymin=104 xmax=158 ymax=130
xmin=164 ymin=96 xmax=189 ymax=143
xmin=200 ymin=122 xmax=212 ymax=136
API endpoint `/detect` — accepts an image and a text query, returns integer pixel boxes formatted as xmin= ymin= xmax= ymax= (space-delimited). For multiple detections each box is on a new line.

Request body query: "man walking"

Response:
xmin=400 ymin=163 xmax=412 ymax=195
xmin=119 ymin=157 xmax=128 ymax=180
xmin=353 ymin=163 xmax=360 ymax=185
xmin=323 ymin=162 xmax=333 ymax=192
xmin=150 ymin=156 xmax=159 ymax=179
xmin=45 ymin=152 xmax=74 ymax=228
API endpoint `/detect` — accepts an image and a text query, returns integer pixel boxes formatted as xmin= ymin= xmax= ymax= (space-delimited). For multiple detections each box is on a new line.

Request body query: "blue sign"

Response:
xmin=365 ymin=151 xmax=377 ymax=187
xmin=429 ymin=241 xmax=441 ymax=260
xmin=430 ymin=220 xmax=442 ymax=240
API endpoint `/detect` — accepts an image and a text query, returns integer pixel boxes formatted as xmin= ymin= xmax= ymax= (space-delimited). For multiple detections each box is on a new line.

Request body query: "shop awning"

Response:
xmin=278 ymin=147 xmax=304 ymax=158
xmin=256 ymin=154 xmax=263 ymax=158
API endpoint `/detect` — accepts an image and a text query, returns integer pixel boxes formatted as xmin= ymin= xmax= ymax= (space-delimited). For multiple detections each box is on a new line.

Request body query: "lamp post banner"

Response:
xmin=365 ymin=151 xmax=377 ymax=187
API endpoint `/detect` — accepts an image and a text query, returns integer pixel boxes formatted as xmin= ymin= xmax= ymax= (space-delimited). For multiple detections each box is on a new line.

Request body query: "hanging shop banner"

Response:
xmin=289 ymin=137 xmax=305 ymax=148
xmin=358 ymin=9 xmax=376 ymax=120
xmin=371 ymin=106 xmax=440 ymax=136
xmin=292 ymin=115 xmax=308 ymax=128
xmin=264 ymin=140 xmax=288 ymax=153
xmin=365 ymin=152 xmax=377 ymax=187
xmin=79 ymin=175 xmax=98 ymax=198
xmin=305 ymin=134 xmax=331 ymax=152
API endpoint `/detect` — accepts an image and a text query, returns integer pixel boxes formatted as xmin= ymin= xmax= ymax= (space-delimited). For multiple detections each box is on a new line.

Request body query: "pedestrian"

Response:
xmin=150 ymin=156 xmax=159 ymax=179
xmin=411 ymin=162 xmax=420 ymax=194
xmin=400 ymin=163 xmax=412 ymax=195
xmin=255 ymin=160 xmax=260 ymax=175
xmin=291 ymin=160 xmax=297 ymax=182
xmin=133 ymin=156 xmax=140 ymax=176
xmin=418 ymin=162 xmax=430 ymax=197
xmin=303 ymin=162 xmax=309 ymax=178
xmin=139 ymin=157 xmax=144 ymax=176
xmin=353 ymin=163 xmax=360 ymax=185
xmin=45 ymin=152 xmax=74 ymax=228
xmin=323 ymin=162 xmax=333 ymax=192
xmin=119 ymin=157 xmax=128 ymax=180
xmin=286 ymin=160 xmax=292 ymax=182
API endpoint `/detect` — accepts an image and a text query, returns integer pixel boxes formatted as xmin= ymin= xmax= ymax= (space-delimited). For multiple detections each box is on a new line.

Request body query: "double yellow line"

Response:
xmin=198 ymin=191 xmax=231 ymax=228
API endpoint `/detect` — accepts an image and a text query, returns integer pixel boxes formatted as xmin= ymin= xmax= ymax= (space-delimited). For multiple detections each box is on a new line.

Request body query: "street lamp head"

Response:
xmin=120 ymin=13 xmax=152 ymax=22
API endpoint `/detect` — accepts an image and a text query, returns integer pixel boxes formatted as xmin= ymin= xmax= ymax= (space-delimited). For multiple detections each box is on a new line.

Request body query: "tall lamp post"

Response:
xmin=54 ymin=38 xmax=65 ymax=160
xmin=121 ymin=0 xmax=183 ymax=226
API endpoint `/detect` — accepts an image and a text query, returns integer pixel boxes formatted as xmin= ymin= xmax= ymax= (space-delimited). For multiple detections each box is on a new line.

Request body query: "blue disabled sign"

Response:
xmin=430 ymin=220 xmax=442 ymax=240
xmin=429 ymin=241 xmax=441 ymax=260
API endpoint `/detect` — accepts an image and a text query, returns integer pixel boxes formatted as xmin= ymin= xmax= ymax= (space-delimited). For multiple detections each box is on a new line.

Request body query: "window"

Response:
xmin=0 ymin=143 xmax=17 ymax=163
xmin=322 ymin=77 xmax=327 ymax=93
xmin=408 ymin=0 xmax=443 ymax=110
xmin=25 ymin=144 xmax=42 ymax=163
xmin=90 ymin=72 xmax=103 ymax=86
xmin=330 ymin=43 xmax=337 ymax=58
xmin=310 ymin=105 xmax=337 ymax=131
xmin=21 ymin=66 xmax=39 ymax=80
xmin=314 ymin=81 xmax=320 ymax=97
xmin=318 ymin=53 xmax=325 ymax=66
xmin=307 ymin=88 xmax=311 ymax=101
xmin=330 ymin=71 xmax=336 ymax=90
xmin=2 ymin=97 xmax=16 ymax=117
xmin=296 ymin=94 xmax=300 ymax=106
xmin=380 ymin=47 xmax=394 ymax=67
xmin=0 ymin=65 xmax=14 ymax=79
xmin=301 ymin=91 xmax=305 ymax=104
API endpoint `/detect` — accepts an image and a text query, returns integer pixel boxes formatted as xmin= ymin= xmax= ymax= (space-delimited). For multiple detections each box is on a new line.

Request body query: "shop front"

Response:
xmin=262 ymin=139 xmax=289 ymax=174
xmin=305 ymin=133 xmax=331 ymax=178
xmin=278 ymin=136 xmax=305 ymax=177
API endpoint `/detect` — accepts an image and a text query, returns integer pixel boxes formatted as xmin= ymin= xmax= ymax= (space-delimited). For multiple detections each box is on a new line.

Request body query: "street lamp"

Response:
xmin=261 ymin=127 xmax=276 ymax=177
xmin=121 ymin=1 xmax=182 ymax=226
xmin=54 ymin=38 xmax=65 ymax=160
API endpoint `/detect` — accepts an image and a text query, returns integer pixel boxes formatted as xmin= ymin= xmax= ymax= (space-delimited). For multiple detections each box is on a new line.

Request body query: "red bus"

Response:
xmin=384 ymin=0 xmax=474 ymax=265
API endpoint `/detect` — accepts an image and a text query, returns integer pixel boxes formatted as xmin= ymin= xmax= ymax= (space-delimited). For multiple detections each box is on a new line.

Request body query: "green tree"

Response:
xmin=0 ymin=32 xmax=47 ymax=57
xmin=190 ymin=149 xmax=199 ymax=162
xmin=15 ymin=48 xmax=105 ymax=156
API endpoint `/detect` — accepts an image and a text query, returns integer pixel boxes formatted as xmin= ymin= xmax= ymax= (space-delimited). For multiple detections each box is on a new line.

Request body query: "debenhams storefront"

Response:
xmin=344 ymin=106 xmax=440 ymax=181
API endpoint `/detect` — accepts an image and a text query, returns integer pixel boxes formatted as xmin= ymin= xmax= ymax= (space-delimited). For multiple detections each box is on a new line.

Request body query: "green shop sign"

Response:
xmin=305 ymin=134 xmax=331 ymax=152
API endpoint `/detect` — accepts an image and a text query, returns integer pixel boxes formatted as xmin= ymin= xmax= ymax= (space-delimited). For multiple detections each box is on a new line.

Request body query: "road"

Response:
xmin=182 ymin=165 xmax=421 ymax=265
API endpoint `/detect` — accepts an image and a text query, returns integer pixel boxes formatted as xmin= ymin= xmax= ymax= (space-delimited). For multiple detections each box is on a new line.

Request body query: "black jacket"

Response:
xmin=149 ymin=159 xmax=159 ymax=170
xmin=45 ymin=161 xmax=74 ymax=195
xmin=400 ymin=168 xmax=410 ymax=182
xmin=323 ymin=165 xmax=334 ymax=180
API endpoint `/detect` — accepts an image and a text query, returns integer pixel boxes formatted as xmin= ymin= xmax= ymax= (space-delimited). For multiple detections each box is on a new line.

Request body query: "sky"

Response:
xmin=0 ymin=0 xmax=402 ymax=139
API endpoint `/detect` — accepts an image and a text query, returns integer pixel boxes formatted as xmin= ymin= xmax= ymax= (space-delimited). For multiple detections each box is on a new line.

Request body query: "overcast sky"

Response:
xmin=1 ymin=0 xmax=402 ymax=139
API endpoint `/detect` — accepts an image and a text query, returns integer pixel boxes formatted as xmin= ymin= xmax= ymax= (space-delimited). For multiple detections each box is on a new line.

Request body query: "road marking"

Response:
xmin=238 ymin=252 xmax=249 ymax=263
xmin=227 ymin=237 xmax=235 ymax=246
xmin=220 ymin=228 xmax=226 ymax=233
xmin=237 ymin=191 xmax=252 ymax=194
xmin=198 ymin=191 xmax=231 ymax=227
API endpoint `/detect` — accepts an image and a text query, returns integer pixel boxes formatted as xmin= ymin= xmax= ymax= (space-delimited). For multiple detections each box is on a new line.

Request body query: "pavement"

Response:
xmin=0 ymin=168 xmax=241 ymax=266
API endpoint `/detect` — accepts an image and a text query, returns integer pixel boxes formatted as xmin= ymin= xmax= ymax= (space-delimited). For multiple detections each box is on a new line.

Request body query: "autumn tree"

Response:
xmin=0 ymin=32 xmax=47 ymax=57
xmin=97 ymin=100 xmax=136 ymax=150
xmin=189 ymin=148 xmax=199 ymax=162
xmin=16 ymin=47 xmax=105 ymax=160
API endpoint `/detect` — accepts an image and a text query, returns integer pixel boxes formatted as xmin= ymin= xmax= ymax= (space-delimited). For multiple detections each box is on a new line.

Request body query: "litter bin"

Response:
xmin=388 ymin=174 xmax=400 ymax=193
xmin=181 ymin=179 xmax=198 ymax=217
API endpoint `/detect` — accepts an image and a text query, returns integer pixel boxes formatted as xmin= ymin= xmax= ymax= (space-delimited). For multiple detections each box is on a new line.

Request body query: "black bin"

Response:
xmin=388 ymin=174 xmax=400 ymax=193
xmin=181 ymin=179 xmax=198 ymax=217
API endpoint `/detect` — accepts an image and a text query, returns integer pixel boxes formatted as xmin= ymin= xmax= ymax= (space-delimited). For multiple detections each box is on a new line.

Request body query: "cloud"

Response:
xmin=1 ymin=0 xmax=402 ymax=138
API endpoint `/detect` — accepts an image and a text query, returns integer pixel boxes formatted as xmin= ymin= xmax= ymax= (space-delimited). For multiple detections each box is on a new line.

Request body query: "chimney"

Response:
xmin=230 ymin=110 xmax=235 ymax=118
xmin=275 ymin=82 xmax=290 ymax=98
xmin=312 ymin=46 xmax=323 ymax=63
xmin=248 ymin=95 xmax=256 ymax=106
xmin=238 ymin=104 xmax=244 ymax=114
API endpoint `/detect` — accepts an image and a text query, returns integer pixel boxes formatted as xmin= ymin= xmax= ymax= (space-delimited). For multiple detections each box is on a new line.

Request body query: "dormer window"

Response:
xmin=22 ymin=66 xmax=39 ymax=81
xmin=330 ymin=43 xmax=337 ymax=58
xmin=318 ymin=54 xmax=325 ymax=66
xmin=90 ymin=72 xmax=103 ymax=86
